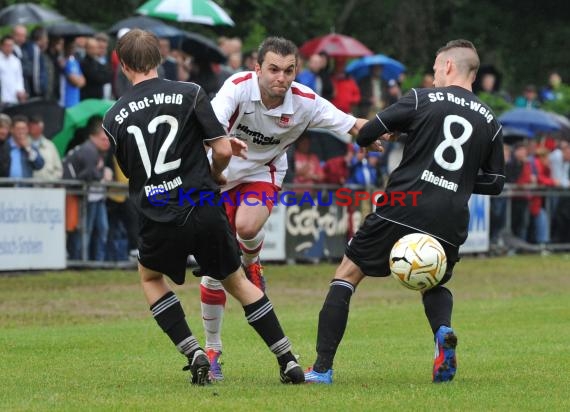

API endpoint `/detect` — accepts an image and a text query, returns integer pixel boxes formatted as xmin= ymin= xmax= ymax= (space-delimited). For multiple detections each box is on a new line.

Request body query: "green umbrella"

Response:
xmin=52 ymin=99 xmax=115 ymax=157
xmin=136 ymin=0 xmax=235 ymax=26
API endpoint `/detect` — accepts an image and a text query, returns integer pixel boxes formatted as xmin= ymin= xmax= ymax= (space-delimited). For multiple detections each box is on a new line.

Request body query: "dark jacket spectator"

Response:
xmin=80 ymin=38 xmax=113 ymax=100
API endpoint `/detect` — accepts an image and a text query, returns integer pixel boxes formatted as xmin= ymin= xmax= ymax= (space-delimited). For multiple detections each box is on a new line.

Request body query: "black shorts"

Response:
xmin=138 ymin=204 xmax=241 ymax=285
xmin=345 ymin=214 xmax=459 ymax=285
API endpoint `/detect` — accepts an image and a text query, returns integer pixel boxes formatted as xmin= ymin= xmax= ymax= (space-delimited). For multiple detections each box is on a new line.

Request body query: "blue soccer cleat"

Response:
xmin=206 ymin=349 xmax=224 ymax=382
xmin=304 ymin=367 xmax=333 ymax=384
xmin=433 ymin=325 xmax=458 ymax=383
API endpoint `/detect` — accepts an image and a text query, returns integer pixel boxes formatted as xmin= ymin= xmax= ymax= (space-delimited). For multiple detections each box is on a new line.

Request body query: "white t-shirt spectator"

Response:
xmin=0 ymin=52 xmax=25 ymax=104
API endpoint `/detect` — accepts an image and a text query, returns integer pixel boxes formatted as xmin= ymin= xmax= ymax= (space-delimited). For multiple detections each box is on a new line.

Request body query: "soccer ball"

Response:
xmin=389 ymin=233 xmax=447 ymax=291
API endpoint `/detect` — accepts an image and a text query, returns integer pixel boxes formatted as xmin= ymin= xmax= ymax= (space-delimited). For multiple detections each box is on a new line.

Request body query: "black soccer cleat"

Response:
xmin=183 ymin=349 xmax=211 ymax=385
xmin=280 ymin=360 xmax=305 ymax=384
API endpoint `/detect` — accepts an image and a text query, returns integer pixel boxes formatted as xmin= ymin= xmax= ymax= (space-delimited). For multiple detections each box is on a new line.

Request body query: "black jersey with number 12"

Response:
xmin=371 ymin=86 xmax=504 ymax=247
xmin=103 ymin=78 xmax=226 ymax=225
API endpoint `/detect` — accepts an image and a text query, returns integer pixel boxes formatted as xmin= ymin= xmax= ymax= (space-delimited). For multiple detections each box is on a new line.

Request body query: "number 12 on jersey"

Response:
xmin=128 ymin=115 xmax=181 ymax=178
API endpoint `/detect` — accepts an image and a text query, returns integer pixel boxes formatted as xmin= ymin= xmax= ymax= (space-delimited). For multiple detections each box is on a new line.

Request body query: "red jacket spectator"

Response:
xmin=331 ymin=74 xmax=360 ymax=114
xmin=529 ymin=149 xmax=558 ymax=216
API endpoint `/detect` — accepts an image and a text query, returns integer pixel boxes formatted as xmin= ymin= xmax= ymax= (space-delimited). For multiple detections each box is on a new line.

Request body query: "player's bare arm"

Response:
xmin=208 ymin=136 xmax=233 ymax=185
xmin=349 ymin=118 xmax=385 ymax=153
xmin=348 ymin=118 xmax=368 ymax=136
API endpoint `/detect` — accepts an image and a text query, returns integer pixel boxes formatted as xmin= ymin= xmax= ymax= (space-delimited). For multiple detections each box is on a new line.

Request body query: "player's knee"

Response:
xmin=139 ymin=264 xmax=163 ymax=282
xmin=333 ymin=256 xmax=364 ymax=285
xmin=235 ymin=222 xmax=260 ymax=240
xmin=201 ymin=276 xmax=224 ymax=290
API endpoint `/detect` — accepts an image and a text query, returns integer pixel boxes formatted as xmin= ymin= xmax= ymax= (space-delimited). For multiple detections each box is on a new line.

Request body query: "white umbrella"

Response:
xmin=136 ymin=0 xmax=235 ymax=26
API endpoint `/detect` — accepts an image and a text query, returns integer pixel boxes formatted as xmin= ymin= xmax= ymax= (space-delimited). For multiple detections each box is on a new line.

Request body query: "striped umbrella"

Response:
xmin=136 ymin=0 xmax=235 ymax=26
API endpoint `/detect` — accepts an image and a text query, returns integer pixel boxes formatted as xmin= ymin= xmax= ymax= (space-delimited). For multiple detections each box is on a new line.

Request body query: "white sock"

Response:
xmin=200 ymin=276 xmax=226 ymax=352
xmin=238 ymin=229 xmax=265 ymax=265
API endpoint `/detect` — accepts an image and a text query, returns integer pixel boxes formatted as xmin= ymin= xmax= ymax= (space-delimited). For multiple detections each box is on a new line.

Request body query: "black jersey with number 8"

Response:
xmin=367 ymin=86 xmax=504 ymax=247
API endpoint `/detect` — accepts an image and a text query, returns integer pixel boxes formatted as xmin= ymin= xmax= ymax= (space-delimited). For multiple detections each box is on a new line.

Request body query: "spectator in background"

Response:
xmin=94 ymin=32 xmax=113 ymax=100
xmin=218 ymin=36 xmax=242 ymax=82
xmin=0 ymin=35 xmax=27 ymax=107
xmin=29 ymin=115 xmax=62 ymax=180
xmin=227 ymin=52 xmax=243 ymax=73
xmin=158 ymin=38 xmax=178 ymax=81
xmin=383 ymin=78 xmax=402 ymax=107
xmin=549 ymin=141 xmax=570 ymax=242
xmin=540 ymin=71 xmax=564 ymax=103
xmin=530 ymin=147 xmax=559 ymax=247
xmin=505 ymin=142 xmax=533 ymax=240
xmin=21 ymin=26 xmax=49 ymax=99
xmin=60 ymin=38 xmax=85 ymax=108
xmin=347 ymin=143 xmax=380 ymax=187
xmin=332 ymin=59 xmax=360 ymax=114
xmin=105 ymin=152 xmax=139 ymax=261
xmin=421 ymin=72 xmax=434 ymax=88
xmin=62 ymin=116 xmax=111 ymax=261
xmin=473 ymin=66 xmax=511 ymax=103
xmin=0 ymin=115 xmax=44 ymax=179
xmin=241 ymin=49 xmax=258 ymax=71
xmin=111 ymin=28 xmax=132 ymax=98
xmin=46 ymin=35 xmax=64 ymax=102
xmin=296 ymin=53 xmax=334 ymax=100
xmin=293 ymin=132 xmax=324 ymax=187
xmin=10 ymin=25 xmax=27 ymax=60
xmin=316 ymin=52 xmax=334 ymax=102
xmin=73 ymin=36 xmax=87 ymax=60
xmin=0 ymin=114 xmax=10 ymax=176
xmin=0 ymin=113 xmax=11 ymax=144
xmin=514 ymin=84 xmax=540 ymax=108
xmin=490 ymin=144 xmax=511 ymax=245
xmin=323 ymin=145 xmax=352 ymax=186
xmin=191 ymin=59 xmax=222 ymax=99
xmin=355 ymin=64 xmax=384 ymax=119
xmin=80 ymin=38 xmax=113 ymax=100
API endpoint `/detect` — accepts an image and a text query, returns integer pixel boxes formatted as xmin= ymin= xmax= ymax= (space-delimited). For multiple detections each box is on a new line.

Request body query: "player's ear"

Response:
xmin=445 ymin=58 xmax=453 ymax=75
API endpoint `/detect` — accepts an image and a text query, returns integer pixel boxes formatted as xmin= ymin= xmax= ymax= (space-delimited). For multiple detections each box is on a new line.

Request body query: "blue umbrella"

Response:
xmin=502 ymin=126 xmax=535 ymax=145
xmin=345 ymin=54 xmax=406 ymax=81
xmin=499 ymin=108 xmax=561 ymax=134
xmin=502 ymin=126 xmax=534 ymax=139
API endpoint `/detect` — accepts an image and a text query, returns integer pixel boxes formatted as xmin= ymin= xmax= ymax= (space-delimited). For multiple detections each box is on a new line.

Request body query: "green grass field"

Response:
xmin=1 ymin=255 xmax=569 ymax=411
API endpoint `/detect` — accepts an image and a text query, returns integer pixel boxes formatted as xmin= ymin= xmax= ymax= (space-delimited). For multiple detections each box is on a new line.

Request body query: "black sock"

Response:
xmin=314 ymin=279 xmax=355 ymax=372
xmin=243 ymin=294 xmax=295 ymax=367
xmin=422 ymin=286 xmax=453 ymax=334
xmin=151 ymin=291 xmax=200 ymax=357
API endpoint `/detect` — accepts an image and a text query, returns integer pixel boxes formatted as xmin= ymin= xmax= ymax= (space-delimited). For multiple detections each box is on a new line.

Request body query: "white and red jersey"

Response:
xmin=211 ymin=71 xmax=356 ymax=191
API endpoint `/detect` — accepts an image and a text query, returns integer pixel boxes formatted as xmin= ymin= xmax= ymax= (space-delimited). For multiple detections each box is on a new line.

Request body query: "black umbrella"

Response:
xmin=107 ymin=16 xmax=184 ymax=38
xmin=303 ymin=128 xmax=350 ymax=161
xmin=0 ymin=3 xmax=66 ymax=26
xmin=47 ymin=21 xmax=96 ymax=38
xmin=178 ymin=31 xmax=226 ymax=63
xmin=3 ymin=99 xmax=65 ymax=139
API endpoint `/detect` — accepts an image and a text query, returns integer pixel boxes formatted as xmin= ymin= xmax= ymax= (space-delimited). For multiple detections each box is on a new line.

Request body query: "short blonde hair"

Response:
xmin=0 ymin=113 xmax=12 ymax=128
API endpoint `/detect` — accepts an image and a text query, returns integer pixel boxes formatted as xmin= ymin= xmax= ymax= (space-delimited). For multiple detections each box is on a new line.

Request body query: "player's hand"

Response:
xmin=381 ymin=132 xmax=399 ymax=142
xmin=364 ymin=140 xmax=384 ymax=153
xmin=229 ymin=137 xmax=248 ymax=159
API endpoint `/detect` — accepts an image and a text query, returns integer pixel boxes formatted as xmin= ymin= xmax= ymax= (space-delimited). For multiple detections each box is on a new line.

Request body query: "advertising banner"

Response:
xmin=0 ymin=188 xmax=66 ymax=270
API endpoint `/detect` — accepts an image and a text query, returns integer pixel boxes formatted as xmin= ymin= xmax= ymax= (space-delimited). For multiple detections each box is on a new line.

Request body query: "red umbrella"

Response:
xmin=299 ymin=34 xmax=373 ymax=58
